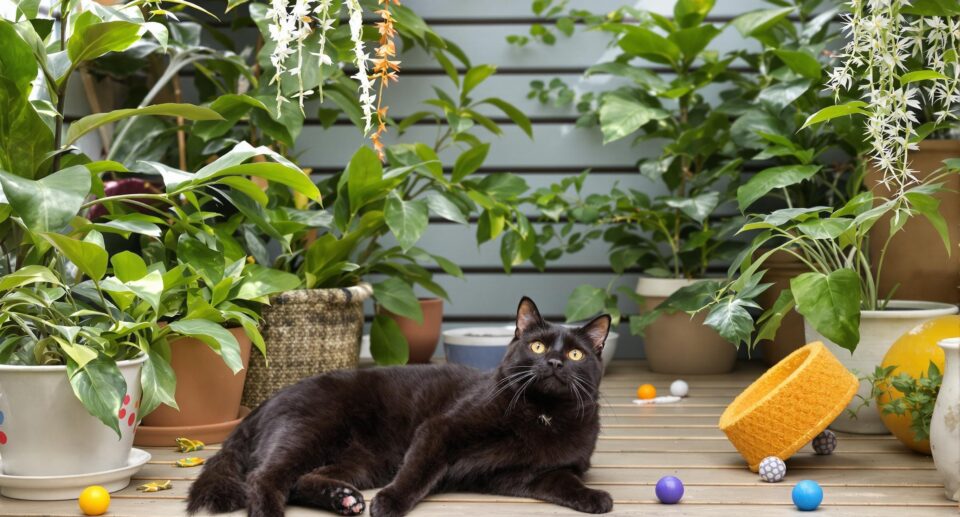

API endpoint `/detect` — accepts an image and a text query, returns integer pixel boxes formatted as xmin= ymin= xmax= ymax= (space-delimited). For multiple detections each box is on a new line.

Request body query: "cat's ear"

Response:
xmin=578 ymin=314 xmax=611 ymax=354
xmin=515 ymin=297 xmax=544 ymax=337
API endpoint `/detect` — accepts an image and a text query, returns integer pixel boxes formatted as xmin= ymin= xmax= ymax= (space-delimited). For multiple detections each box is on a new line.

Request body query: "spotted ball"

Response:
xmin=758 ymin=456 xmax=786 ymax=483
xmin=812 ymin=430 xmax=837 ymax=455
xmin=669 ymin=379 xmax=689 ymax=397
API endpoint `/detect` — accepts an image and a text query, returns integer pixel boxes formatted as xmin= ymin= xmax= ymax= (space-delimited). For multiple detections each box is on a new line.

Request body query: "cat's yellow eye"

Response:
xmin=529 ymin=341 xmax=546 ymax=354
xmin=568 ymin=349 xmax=584 ymax=361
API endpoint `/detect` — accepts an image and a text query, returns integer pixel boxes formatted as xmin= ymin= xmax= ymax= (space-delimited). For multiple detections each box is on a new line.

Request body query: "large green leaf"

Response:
xmin=66 ymin=103 xmax=222 ymax=145
xmin=194 ymin=162 xmax=319 ymax=201
xmin=168 ymin=319 xmax=244 ymax=374
xmin=462 ymin=65 xmax=496 ymax=99
xmin=370 ymin=314 xmax=409 ymax=365
xmin=754 ymin=288 xmax=797 ymax=345
xmin=67 ymin=356 xmax=126 ymax=437
xmin=0 ymin=265 xmax=59 ymax=290
xmin=424 ymin=191 xmax=468 ymax=224
xmin=0 ymin=166 xmax=90 ymax=232
xmin=66 ymin=17 xmax=142 ymax=65
xmin=235 ymin=264 xmax=301 ymax=300
xmin=373 ymin=277 xmax=422 ymax=323
xmin=668 ymin=25 xmax=721 ymax=65
xmin=704 ymin=298 xmax=755 ymax=346
xmin=664 ymin=192 xmax=720 ymax=223
xmin=384 ymin=192 xmax=428 ymax=251
xmin=346 ymin=146 xmax=384 ymax=212
xmin=139 ymin=341 xmax=177 ymax=417
xmin=598 ymin=94 xmax=669 ymax=144
xmin=193 ymin=94 xmax=268 ymax=140
xmin=774 ymin=49 xmax=822 ymax=80
xmin=565 ymin=284 xmax=607 ymax=322
xmin=801 ymin=101 xmax=870 ymax=129
xmin=619 ymin=26 xmax=681 ymax=66
xmin=737 ymin=165 xmax=821 ymax=210
xmin=0 ymin=20 xmax=52 ymax=179
xmin=791 ymin=269 xmax=861 ymax=352
xmin=732 ymin=7 xmax=794 ymax=37
xmin=42 ymin=232 xmax=108 ymax=280
xmin=451 ymin=143 xmax=489 ymax=182
xmin=674 ymin=0 xmax=715 ymax=27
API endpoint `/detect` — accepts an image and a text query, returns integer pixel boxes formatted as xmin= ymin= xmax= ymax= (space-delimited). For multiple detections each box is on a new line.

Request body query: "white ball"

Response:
xmin=669 ymin=380 xmax=689 ymax=397
xmin=758 ymin=456 xmax=786 ymax=483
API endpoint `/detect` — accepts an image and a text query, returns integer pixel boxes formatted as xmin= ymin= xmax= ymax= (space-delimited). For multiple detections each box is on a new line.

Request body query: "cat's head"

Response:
xmin=497 ymin=296 xmax=610 ymax=400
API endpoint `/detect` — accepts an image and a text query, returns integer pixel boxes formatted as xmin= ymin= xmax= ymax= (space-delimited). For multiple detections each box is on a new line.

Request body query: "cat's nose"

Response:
xmin=548 ymin=358 xmax=563 ymax=369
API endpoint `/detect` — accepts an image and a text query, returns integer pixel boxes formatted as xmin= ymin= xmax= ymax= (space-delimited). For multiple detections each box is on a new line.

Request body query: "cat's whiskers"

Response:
xmin=486 ymin=368 xmax=536 ymax=402
xmin=505 ymin=373 xmax=538 ymax=416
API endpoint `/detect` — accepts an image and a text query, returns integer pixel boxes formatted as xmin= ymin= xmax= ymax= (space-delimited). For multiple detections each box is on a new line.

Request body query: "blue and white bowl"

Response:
xmin=442 ymin=326 xmax=515 ymax=370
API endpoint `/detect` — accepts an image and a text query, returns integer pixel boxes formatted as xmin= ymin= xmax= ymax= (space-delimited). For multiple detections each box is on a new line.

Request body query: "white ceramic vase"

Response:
xmin=804 ymin=300 xmax=959 ymax=434
xmin=0 ymin=355 xmax=146 ymax=476
xmin=931 ymin=337 xmax=960 ymax=502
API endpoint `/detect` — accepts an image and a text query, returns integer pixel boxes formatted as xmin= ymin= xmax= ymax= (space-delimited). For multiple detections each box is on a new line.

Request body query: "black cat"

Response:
xmin=187 ymin=297 xmax=613 ymax=517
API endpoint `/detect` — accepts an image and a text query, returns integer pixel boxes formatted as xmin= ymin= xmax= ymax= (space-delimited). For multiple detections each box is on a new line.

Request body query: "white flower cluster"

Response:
xmin=828 ymin=0 xmax=960 ymax=193
xmin=265 ymin=0 xmax=375 ymax=132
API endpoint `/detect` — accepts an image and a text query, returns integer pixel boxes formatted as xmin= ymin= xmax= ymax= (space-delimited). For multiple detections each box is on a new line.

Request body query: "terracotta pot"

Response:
xmin=383 ymin=298 xmax=443 ymax=364
xmin=141 ymin=327 xmax=252 ymax=429
xmin=757 ymin=249 xmax=808 ymax=365
xmin=866 ymin=139 xmax=960 ymax=304
xmin=637 ymin=277 xmax=737 ymax=374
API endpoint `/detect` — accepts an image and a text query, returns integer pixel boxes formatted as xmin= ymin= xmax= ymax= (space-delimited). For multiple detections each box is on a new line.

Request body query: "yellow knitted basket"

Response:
xmin=719 ymin=341 xmax=859 ymax=471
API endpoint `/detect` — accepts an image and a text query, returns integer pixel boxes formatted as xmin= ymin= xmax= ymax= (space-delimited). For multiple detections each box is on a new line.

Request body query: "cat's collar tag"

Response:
xmin=538 ymin=414 xmax=552 ymax=426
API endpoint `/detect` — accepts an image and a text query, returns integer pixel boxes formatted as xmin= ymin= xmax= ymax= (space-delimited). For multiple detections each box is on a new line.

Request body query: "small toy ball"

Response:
xmin=758 ymin=456 xmax=786 ymax=483
xmin=812 ymin=430 xmax=837 ymax=455
xmin=669 ymin=379 xmax=689 ymax=397
xmin=637 ymin=384 xmax=657 ymax=400
xmin=78 ymin=485 xmax=111 ymax=516
xmin=655 ymin=476 xmax=684 ymax=504
xmin=791 ymin=480 xmax=823 ymax=511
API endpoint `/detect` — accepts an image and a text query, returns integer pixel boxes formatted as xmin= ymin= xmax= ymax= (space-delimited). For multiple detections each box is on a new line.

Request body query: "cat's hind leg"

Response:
xmin=289 ymin=468 xmax=365 ymax=516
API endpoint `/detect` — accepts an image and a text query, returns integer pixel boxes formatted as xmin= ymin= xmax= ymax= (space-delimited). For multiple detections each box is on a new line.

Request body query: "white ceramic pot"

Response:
xmin=804 ymin=300 xmax=959 ymax=434
xmin=0 ymin=354 xmax=147 ymax=476
xmin=931 ymin=337 xmax=960 ymax=501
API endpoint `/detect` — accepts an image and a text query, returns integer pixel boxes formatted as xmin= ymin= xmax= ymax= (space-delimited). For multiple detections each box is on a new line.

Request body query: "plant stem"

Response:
xmin=51 ymin=0 xmax=70 ymax=174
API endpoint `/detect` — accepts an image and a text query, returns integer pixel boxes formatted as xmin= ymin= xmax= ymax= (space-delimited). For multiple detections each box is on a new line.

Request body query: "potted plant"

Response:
xmin=504 ymin=0 xmax=748 ymax=374
xmin=725 ymin=0 xmax=864 ymax=364
xmin=821 ymin=0 xmax=960 ymax=305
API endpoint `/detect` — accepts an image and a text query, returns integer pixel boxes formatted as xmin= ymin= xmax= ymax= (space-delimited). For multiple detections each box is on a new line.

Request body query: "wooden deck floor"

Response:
xmin=2 ymin=360 xmax=958 ymax=516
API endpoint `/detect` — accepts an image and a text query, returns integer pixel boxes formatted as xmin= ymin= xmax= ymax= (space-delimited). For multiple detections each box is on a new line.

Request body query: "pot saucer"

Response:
xmin=0 ymin=448 xmax=151 ymax=500
xmin=133 ymin=406 xmax=251 ymax=447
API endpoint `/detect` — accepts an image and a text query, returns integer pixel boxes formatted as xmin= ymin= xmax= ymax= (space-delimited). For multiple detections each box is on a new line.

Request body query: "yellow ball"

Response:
xmin=878 ymin=315 xmax=960 ymax=453
xmin=637 ymin=384 xmax=657 ymax=400
xmin=78 ymin=485 xmax=110 ymax=516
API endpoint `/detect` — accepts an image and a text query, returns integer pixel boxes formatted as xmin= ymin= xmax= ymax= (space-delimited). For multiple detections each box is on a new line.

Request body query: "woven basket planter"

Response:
xmin=241 ymin=284 xmax=372 ymax=408
xmin=719 ymin=341 xmax=858 ymax=471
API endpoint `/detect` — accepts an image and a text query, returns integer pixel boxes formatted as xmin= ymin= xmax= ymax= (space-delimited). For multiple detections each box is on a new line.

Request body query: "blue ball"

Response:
xmin=792 ymin=480 xmax=823 ymax=511
xmin=655 ymin=476 xmax=684 ymax=504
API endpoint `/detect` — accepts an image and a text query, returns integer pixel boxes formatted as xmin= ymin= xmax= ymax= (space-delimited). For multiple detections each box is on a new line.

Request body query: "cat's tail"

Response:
xmin=185 ymin=424 xmax=251 ymax=514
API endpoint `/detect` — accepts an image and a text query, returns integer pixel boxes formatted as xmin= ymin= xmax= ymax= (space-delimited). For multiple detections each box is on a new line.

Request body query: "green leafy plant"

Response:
xmin=863 ymin=362 xmax=942 ymax=441
xmin=501 ymin=0 xmax=750 ymax=330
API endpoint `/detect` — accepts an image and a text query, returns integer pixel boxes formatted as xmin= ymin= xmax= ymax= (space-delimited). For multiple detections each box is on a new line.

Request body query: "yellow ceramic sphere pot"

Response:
xmin=878 ymin=315 xmax=960 ymax=453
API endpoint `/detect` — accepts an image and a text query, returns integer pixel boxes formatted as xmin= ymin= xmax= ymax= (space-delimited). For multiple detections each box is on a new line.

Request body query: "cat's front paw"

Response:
xmin=370 ymin=488 xmax=412 ymax=517
xmin=573 ymin=488 xmax=613 ymax=514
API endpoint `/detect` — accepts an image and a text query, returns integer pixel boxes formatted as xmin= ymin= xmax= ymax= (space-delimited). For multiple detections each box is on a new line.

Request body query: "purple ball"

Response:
xmin=655 ymin=476 xmax=684 ymax=504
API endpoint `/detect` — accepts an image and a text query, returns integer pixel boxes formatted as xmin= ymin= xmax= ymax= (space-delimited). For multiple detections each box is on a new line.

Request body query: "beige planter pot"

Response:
xmin=867 ymin=140 xmax=960 ymax=304
xmin=637 ymin=277 xmax=737 ymax=374
xmin=804 ymin=300 xmax=959 ymax=434
xmin=241 ymin=284 xmax=372 ymax=408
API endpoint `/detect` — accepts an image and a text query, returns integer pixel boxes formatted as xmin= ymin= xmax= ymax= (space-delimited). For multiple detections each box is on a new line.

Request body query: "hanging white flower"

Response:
xmin=825 ymin=0 xmax=960 ymax=194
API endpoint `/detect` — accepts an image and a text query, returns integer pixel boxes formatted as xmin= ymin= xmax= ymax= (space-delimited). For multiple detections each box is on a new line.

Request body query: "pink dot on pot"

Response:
xmin=119 ymin=408 xmax=126 ymax=419
xmin=0 ymin=431 xmax=6 ymax=445
xmin=123 ymin=394 xmax=131 ymax=406
xmin=128 ymin=413 xmax=136 ymax=427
